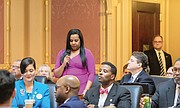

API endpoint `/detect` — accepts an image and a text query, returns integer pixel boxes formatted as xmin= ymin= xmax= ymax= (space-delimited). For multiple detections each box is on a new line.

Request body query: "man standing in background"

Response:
xmin=144 ymin=35 xmax=172 ymax=76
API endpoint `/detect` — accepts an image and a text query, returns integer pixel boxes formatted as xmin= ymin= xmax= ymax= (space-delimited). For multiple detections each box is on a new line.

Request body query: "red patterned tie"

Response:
xmin=99 ymin=88 xmax=108 ymax=95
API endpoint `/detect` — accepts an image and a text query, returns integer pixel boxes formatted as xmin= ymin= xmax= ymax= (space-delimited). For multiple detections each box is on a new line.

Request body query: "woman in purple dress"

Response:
xmin=54 ymin=29 xmax=96 ymax=95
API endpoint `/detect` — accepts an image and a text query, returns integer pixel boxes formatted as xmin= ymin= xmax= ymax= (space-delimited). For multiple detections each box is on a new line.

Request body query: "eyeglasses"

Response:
xmin=172 ymin=67 xmax=180 ymax=74
xmin=55 ymin=84 xmax=78 ymax=90
xmin=153 ymin=41 xmax=163 ymax=43
xmin=55 ymin=85 xmax=64 ymax=90
xmin=11 ymin=65 xmax=20 ymax=69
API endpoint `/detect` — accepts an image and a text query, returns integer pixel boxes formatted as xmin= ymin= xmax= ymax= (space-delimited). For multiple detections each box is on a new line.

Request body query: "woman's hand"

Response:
xmin=63 ymin=55 xmax=71 ymax=65
xmin=82 ymin=89 xmax=88 ymax=97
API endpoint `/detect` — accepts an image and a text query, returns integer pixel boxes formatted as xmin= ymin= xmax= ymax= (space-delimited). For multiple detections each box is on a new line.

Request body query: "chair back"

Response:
xmin=34 ymin=76 xmax=47 ymax=84
xmin=122 ymin=82 xmax=149 ymax=94
xmin=47 ymin=84 xmax=58 ymax=108
xmin=121 ymin=85 xmax=143 ymax=108
xmin=151 ymin=75 xmax=172 ymax=87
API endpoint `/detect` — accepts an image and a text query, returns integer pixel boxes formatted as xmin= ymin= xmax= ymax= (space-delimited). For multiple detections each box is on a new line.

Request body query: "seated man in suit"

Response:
xmin=0 ymin=69 xmax=16 ymax=107
xmin=150 ymin=58 xmax=180 ymax=107
xmin=55 ymin=75 xmax=87 ymax=108
xmin=84 ymin=61 xmax=131 ymax=108
xmin=119 ymin=51 xmax=155 ymax=95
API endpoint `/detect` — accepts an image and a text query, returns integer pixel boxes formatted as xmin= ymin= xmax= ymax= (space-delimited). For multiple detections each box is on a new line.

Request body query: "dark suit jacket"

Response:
xmin=120 ymin=70 xmax=155 ymax=95
xmin=151 ymin=78 xmax=176 ymax=108
xmin=84 ymin=83 xmax=131 ymax=108
xmin=144 ymin=49 xmax=172 ymax=75
xmin=58 ymin=96 xmax=87 ymax=108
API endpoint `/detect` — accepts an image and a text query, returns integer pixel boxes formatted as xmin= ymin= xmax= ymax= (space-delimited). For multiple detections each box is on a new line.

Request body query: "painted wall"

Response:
xmin=1 ymin=0 xmax=180 ymax=79
xmin=169 ymin=0 xmax=180 ymax=63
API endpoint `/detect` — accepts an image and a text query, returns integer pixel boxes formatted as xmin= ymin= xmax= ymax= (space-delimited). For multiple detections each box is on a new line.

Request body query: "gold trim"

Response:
xmin=5 ymin=0 xmax=10 ymax=69
xmin=45 ymin=0 xmax=49 ymax=64
xmin=100 ymin=0 xmax=107 ymax=62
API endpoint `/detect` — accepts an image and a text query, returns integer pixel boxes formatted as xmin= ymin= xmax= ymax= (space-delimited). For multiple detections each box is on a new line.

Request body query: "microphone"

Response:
xmin=66 ymin=49 xmax=71 ymax=56
xmin=66 ymin=49 xmax=71 ymax=69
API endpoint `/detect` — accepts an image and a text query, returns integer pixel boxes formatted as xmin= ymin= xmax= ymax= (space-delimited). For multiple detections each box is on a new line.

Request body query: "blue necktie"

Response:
xmin=128 ymin=76 xmax=133 ymax=83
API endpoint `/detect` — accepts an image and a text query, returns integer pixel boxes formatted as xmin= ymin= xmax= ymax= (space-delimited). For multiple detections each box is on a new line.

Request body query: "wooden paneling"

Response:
xmin=51 ymin=0 xmax=100 ymax=64
xmin=132 ymin=1 xmax=160 ymax=52
xmin=0 ymin=0 xmax=4 ymax=64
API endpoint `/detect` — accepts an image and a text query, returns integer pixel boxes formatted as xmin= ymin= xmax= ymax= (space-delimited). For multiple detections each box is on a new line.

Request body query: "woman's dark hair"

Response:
xmin=60 ymin=29 xmax=86 ymax=67
xmin=20 ymin=57 xmax=36 ymax=74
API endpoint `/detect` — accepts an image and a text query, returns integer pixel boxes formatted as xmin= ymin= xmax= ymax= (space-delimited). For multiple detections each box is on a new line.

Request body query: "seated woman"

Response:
xmin=12 ymin=57 xmax=50 ymax=108
xmin=37 ymin=64 xmax=54 ymax=84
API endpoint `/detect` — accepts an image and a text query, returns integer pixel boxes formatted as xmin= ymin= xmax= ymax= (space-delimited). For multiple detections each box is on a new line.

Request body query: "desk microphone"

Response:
xmin=66 ymin=49 xmax=71 ymax=69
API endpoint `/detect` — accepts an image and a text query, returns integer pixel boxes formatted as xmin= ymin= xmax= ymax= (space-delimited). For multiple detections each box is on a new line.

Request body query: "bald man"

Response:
xmin=55 ymin=75 xmax=87 ymax=108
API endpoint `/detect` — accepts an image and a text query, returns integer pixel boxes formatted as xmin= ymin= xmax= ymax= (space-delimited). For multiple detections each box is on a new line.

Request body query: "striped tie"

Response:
xmin=159 ymin=52 xmax=165 ymax=76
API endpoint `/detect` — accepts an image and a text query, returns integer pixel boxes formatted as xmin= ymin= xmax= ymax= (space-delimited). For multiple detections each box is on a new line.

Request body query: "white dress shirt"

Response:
xmin=98 ymin=84 xmax=113 ymax=108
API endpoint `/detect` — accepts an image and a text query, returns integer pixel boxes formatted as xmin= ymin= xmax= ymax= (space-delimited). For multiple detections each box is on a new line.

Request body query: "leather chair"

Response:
xmin=34 ymin=76 xmax=47 ymax=84
xmin=151 ymin=75 xmax=171 ymax=87
xmin=47 ymin=84 xmax=58 ymax=108
xmin=121 ymin=85 xmax=143 ymax=108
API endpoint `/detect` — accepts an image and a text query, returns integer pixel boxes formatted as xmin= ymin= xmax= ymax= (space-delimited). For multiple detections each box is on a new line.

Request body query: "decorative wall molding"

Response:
xmin=45 ymin=0 xmax=49 ymax=64
xmin=3 ymin=0 xmax=10 ymax=69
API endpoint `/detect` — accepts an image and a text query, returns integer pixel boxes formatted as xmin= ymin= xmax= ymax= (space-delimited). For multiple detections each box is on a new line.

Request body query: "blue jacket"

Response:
xmin=12 ymin=79 xmax=50 ymax=108
xmin=58 ymin=96 xmax=87 ymax=108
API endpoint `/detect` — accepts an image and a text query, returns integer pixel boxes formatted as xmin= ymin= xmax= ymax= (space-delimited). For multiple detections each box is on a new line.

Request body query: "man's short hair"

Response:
xmin=132 ymin=51 xmax=149 ymax=70
xmin=101 ymin=61 xmax=117 ymax=77
xmin=0 ymin=69 xmax=15 ymax=104
xmin=153 ymin=35 xmax=163 ymax=41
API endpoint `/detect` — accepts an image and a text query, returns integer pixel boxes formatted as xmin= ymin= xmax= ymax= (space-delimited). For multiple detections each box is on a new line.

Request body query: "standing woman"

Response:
xmin=12 ymin=57 xmax=50 ymax=108
xmin=54 ymin=29 xmax=96 ymax=95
